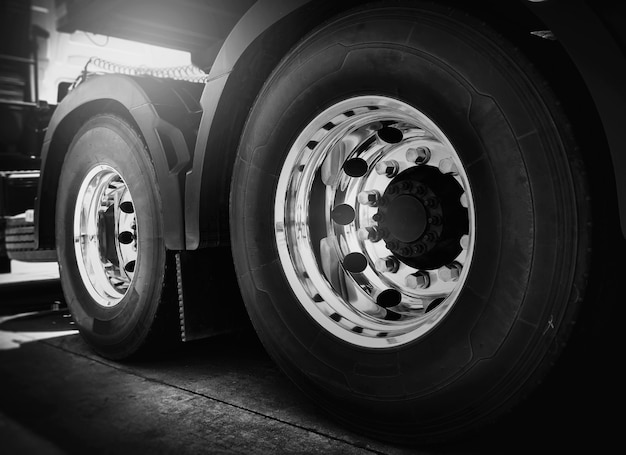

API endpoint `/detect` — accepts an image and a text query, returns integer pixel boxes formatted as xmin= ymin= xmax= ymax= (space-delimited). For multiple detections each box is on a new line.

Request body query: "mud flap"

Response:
xmin=176 ymin=248 xmax=249 ymax=342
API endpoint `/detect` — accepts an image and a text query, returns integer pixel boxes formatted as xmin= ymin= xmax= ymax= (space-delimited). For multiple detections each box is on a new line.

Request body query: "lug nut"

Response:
xmin=406 ymin=146 xmax=431 ymax=165
xmin=424 ymin=232 xmax=438 ymax=243
xmin=414 ymin=183 xmax=427 ymax=195
xmin=375 ymin=160 xmax=399 ymax=177
xmin=405 ymin=271 xmax=430 ymax=289
xmin=460 ymin=234 xmax=470 ymax=250
xmin=438 ymin=262 xmax=462 ymax=282
xmin=357 ymin=190 xmax=381 ymax=207
xmin=429 ymin=215 xmax=442 ymax=226
xmin=412 ymin=243 xmax=426 ymax=255
xmin=375 ymin=256 xmax=400 ymax=273
xmin=438 ymin=158 xmax=458 ymax=175
xmin=358 ymin=226 xmax=381 ymax=242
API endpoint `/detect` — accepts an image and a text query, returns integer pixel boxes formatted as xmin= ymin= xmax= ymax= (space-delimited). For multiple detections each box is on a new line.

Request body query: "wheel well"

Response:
xmin=464 ymin=1 xmax=620 ymax=230
xmin=193 ymin=0 xmax=617 ymax=247
xmin=429 ymin=1 xmax=614 ymax=182
xmin=192 ymin=0 xmax=364 ymax=247
xmin=36 ymin=100 xmax=138 ymax=250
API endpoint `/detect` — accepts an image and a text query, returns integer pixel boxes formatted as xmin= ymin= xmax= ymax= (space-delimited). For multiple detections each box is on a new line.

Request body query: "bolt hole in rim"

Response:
xmin=275 ymin=96 xmax=476 ymax=347
xmin=74 ymin=164 xmax=138 ymax=307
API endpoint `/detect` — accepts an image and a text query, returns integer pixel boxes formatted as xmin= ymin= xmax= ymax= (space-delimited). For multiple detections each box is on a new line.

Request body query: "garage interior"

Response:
xmin=1 ymin=0 xmax=622 ymax=453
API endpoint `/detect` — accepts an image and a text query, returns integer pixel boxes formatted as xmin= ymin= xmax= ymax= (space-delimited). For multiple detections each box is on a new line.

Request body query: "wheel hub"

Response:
xmin=74 ymin=165 xmax=138 ymax=307
xmin=274 ymin=95 xmax=475 ymax=348
xmin=377 ymin=166 xmax=467 ymax=270
xmin=383 ymin=194 xmax=428 ymax=243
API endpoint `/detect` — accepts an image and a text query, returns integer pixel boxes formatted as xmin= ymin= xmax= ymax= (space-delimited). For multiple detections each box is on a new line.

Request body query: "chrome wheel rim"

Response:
xmin=274 ymin=96 xmax=475 ymax=348
xmin=74 ymin=165 xmax=138 ymax=307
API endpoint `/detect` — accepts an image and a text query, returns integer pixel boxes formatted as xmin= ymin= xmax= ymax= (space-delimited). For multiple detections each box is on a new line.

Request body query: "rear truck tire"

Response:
xmin=55 ymin=113 xmax=177 ymax=359
xmin=230 ymin=3 xmax=591 ymax=444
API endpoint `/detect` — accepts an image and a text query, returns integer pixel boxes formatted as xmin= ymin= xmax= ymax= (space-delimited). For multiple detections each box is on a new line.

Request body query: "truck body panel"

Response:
xmin=30 ymin=0 xmax=626 ymax=249
xmin=524 ymin=0 xmax=626 ymax=236
xmin=35 ymin=74 xmax=203 ymax=250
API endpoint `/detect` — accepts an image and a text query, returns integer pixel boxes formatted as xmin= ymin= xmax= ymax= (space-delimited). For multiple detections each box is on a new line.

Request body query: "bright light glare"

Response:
xmin=39 ymin=30 xmax=194 ymax=103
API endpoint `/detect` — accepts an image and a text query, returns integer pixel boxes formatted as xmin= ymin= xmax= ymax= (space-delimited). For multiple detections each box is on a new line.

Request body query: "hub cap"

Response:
xmin=74 ymin=165 xmax=138 ymax=307
xmin=274 ymin=96 xmax=475 ymax=348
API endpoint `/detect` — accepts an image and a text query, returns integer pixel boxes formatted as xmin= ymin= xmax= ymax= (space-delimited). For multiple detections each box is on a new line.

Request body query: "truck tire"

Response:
xmin=55 ymin=113 xmax=177 ymax=359
xmin=230 ymin=3 xmax=591 ymax=444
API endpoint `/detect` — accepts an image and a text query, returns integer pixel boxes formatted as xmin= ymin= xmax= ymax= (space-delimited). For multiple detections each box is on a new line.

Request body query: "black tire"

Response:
xmin=55 ymin=113 xmax=177 ymax=359
xmin=230 ymin=3 xmax=590 ymax=445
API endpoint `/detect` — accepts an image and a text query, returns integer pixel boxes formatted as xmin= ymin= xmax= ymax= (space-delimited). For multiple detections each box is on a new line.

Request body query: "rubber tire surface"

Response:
xmin=56 ymin=113 xmax=176 ymax=360
xmin=230 ymin=2 xmax=590 ymax=445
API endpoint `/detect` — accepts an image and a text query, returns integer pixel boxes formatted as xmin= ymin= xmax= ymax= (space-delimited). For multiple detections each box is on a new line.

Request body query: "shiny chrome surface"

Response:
xmin=274 ymin=96 xmax=475 ymax=348
xmin=73 ymin=165 xmax=137 ymax=307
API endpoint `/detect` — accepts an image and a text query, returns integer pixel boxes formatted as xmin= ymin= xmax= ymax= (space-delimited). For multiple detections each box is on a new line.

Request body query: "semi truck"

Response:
xmin=1 ymin=0 xmax=624 ymax=445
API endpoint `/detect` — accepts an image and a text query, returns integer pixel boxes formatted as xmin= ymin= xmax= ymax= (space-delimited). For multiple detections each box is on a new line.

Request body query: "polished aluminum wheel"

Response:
xmin=74 ymin=164 xmax=138 ymax=307
xmin=275 ymin=96 xmax=475 ymax=347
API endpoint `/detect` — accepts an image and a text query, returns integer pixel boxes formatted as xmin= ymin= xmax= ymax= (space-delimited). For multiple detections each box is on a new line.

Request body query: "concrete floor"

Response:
xmin=0 ymin=261 xmax=620 ymax=454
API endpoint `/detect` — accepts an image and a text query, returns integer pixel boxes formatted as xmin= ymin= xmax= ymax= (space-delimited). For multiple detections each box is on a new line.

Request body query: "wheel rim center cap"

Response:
xmin=385 ymin=195 xmax=427 ymax=243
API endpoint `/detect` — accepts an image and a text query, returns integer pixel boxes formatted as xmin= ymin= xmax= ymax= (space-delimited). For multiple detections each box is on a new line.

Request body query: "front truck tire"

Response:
xmin=56 ymin=113 xmax=177 ymax=359
xmin=230 ymin=3 xmax=590 ymax=444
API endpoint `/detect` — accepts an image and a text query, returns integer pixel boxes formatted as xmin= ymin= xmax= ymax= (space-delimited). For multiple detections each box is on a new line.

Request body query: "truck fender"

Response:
xmin=35 ymin=74 xmax=202 ymax=251
xmin=185 ymin=0 xmax=626 ymax=248
xmin=525 ymin=0 xmax=626 ymax=237
xmin=184 ymin=0 xmax=357 ymax=248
